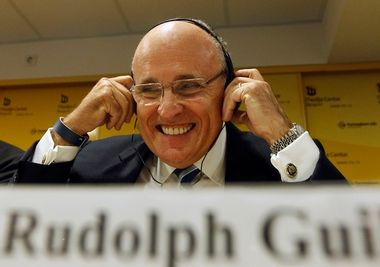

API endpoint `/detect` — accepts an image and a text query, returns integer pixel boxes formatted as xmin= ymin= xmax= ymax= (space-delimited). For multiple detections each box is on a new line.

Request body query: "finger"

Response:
xmin=104 ymin=92 xmax=122 ymax=130
xmin=110 ymin=75 xmax=134 ymax=88
xmin=222 ymin=78 xmax=252 ymax=121
xmin=111 ymin=88 xmax=128 ymax=130
xmin=108 ymin=79 xmax=135 ymax=123
xmin=108 ymin=78 xmax=133 ymax=99
xmin=107 ymin=80 xmax=133 ymax=129
xmin=223 ymin=82 xmax=237 ymax=122
xmin=99 ymin=78 xmax=127 ymax=130
xmin=124 ymin=93 xmax=135 ymax=123
xmin=235 ymin=69 xmax=264 ymax=81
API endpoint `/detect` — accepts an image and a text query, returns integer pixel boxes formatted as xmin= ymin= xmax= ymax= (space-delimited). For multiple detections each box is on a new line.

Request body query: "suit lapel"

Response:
xmin=118 ymin=124 xmax=278 ymax=184
xmin=225 ymin=123 xmax=252 ymax=183
xmin=118 ymin=136 xmax=152 ymax=183
xmin=225 ymin=123 xmax=280 ymax=183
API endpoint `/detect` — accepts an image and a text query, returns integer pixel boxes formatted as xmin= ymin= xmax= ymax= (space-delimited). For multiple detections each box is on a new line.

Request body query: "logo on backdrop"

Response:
xmin=305 ymin=86 xmax=317 ymax=96
xmin=338 ymin=121 xmax=346 ymax=129
xmin=61 ymin=94 xmax=69 ymax=104
xmin=0 ymin=97 xmax=30 ymax=116
xmin=338 ymin=121 xmax=377 ymax=129
xmin=3 ymin=97 xmax=11 ymax=106
xmin=57 ymin=94 xmax=77 ymax=114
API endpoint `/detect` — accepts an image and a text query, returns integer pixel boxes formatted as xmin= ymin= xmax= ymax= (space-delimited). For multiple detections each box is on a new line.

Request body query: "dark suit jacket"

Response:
xmin=15 ymin=123 xmax=346 ymax=184
xmin=0 ymin=141 xmax=24 ymax=183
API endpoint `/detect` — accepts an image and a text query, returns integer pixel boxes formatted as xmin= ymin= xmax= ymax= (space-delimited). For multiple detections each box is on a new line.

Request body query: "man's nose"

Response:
xmin=157 ymin=88 xmax=183 ymax=119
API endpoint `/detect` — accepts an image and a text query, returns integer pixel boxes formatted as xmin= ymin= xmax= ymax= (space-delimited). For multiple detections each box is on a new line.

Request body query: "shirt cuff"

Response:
xmin=270 ymin=131 xmax=320 ymax=182
xmin=32 ymin=128 xmax=80 ymax=165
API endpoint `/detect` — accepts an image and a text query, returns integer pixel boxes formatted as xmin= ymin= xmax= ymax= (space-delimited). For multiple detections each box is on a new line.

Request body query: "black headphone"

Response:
xmin=151 ymin=17 xmax=235 ymax=88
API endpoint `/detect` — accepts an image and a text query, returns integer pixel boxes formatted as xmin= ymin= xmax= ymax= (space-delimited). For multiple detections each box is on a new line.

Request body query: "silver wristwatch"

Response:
xmin=270 ymin=123 xmax=305 ymax=155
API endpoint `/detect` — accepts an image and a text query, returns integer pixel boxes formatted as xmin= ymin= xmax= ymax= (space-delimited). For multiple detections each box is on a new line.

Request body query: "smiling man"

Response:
xmin=14 ymin=18 xmax=345 ymax=186
xmin=132 ymin=21 xmax=227 ymax=169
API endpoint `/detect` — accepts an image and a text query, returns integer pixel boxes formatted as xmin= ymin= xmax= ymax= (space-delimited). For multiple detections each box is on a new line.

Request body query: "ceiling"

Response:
xmin=0 ymin=0 xmax=328 ymax=43
xmin=0 ymin=0 xmax=379 ymax=65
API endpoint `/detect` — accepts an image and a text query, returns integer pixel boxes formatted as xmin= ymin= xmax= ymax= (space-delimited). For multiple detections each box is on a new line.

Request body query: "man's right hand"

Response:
xmin=52 ymin=75 xmax=135 ymax=146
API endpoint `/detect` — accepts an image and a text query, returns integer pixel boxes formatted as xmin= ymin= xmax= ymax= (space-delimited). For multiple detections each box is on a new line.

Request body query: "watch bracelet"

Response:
xmin=270 ymin=123 xmax=304 ymax=155
xmin=53 ymin=117 xmax=89 ymax=147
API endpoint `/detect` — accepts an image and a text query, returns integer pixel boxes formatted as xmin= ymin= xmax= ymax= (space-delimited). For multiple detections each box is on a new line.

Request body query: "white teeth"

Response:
xmin=162 ymin=125 xmax=192 ymax=135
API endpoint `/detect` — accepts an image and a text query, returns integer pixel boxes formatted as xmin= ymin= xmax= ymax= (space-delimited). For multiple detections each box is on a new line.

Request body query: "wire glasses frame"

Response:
xmin=130 ymin=69 xmax=226 ymax=104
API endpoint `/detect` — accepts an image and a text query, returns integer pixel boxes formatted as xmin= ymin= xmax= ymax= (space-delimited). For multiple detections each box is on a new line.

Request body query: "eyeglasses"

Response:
xmin=131 ymin=70 xmax=226 ymax=104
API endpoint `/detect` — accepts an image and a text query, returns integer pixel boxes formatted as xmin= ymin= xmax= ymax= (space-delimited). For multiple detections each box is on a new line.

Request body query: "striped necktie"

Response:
xmin=174 ymin=165 xmax=201 ymax=185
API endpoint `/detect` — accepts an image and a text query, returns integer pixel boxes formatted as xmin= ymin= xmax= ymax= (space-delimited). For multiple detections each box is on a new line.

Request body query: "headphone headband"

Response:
xmin=151 ymin=18 xmax=235 ymax=87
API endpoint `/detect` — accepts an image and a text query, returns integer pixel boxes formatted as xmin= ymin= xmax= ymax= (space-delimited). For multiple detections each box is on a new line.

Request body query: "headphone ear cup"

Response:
xmin=133 ymin=99 xmax=137 ymax=114
xmin=224 ymin=52 xmax=235 ymax=87
xmin=133 ymin=115 xmax=138 ymax=130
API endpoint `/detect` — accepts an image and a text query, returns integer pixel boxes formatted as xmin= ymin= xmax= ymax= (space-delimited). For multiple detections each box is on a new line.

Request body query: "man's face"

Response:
xmin=131 ymin=22 xmax=226 ymax=168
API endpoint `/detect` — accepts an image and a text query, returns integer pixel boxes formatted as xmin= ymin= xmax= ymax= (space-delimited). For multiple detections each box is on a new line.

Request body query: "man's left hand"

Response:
xmin=223 ymin=69 xmax=292 ymax=145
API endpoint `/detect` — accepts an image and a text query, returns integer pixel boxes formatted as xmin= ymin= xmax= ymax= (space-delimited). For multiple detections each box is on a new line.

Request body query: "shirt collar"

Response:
xmin=157 ymin=125 xmax=226 ymax=185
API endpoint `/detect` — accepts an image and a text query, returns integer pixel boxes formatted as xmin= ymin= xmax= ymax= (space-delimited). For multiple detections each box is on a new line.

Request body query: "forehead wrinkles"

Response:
xmin=131 ymin=22 xmax=225 ymax=75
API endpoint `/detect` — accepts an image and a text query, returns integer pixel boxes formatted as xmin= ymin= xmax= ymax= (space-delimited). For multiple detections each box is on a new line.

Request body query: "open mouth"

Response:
xmin=159 ymin=124 xmax=195 ymax=135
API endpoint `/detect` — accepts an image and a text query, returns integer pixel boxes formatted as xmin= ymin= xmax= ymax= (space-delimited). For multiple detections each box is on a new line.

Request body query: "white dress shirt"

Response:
xmin=136 ymin=125 xmax=226 ymax=189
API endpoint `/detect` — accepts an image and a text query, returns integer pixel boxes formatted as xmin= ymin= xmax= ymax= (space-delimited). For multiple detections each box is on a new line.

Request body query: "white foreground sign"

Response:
xmin=0 ymin=186 xmax=379 ymax=267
